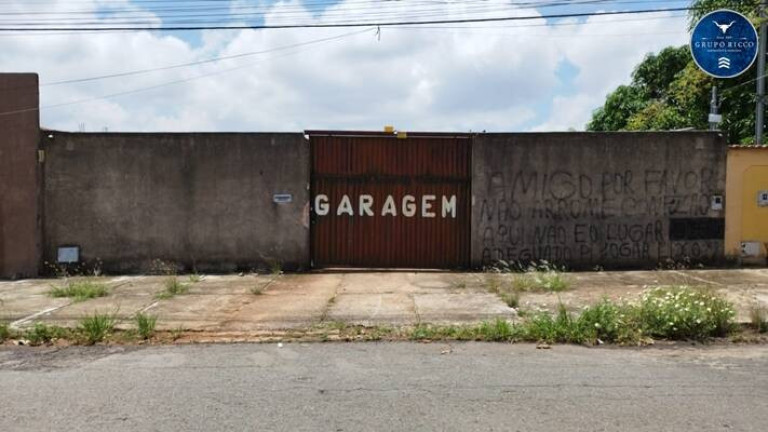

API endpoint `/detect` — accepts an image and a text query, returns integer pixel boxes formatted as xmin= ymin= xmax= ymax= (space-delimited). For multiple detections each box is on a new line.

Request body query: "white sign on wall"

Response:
xmin=314 ymin=194 xmax=458 ymax=218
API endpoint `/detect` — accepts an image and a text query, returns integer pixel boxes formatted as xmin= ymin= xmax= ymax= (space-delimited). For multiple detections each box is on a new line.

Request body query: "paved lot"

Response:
xmin=1 ymin=342 xmax=767 ymax=431
xmin=1 ymin=269 xmax=768 ymax=331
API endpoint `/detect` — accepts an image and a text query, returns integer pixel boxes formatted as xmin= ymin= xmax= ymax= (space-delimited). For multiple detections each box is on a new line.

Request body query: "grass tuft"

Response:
xmin=488 ymin=260 xmax=571 ymax=293
xmin=477 ymin=318 xmax=519 ymax=341
xmin=24 ymin=322 xmax=70 ymax=346
xmin=156 ymin=277 xmax=188 ymax=299
xmin=134 ymin=313 xmax=158 ymax=340
xmin=270 ymin=261 xmax=283 ymax=275
xmin=749 ymin=304 xmax=768 ymax=333
xmin=170 ymin=326 xmax=185 ymax=341
xmin=512 ymin=270 xmax=570 ymax=292
xmin=48 ymin=278 xmax=109 ymax=302
xmin=250 ymin=286 xmax=265 ymax=295
xmin=0 ymin=323 xmax=10 ymax=342
xmin=78 ymin=313 xmax=116 ymax=345
xmin=500 ymin=291 xmax=520 ymax=308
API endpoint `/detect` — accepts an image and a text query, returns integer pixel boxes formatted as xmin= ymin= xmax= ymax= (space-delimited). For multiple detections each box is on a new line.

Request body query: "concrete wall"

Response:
xmin=0 ymin=74 xmax=40 ymax=279
xmin=42 ymin=132 xmax=309 ymax=273
xmin=725 ymin=147 xmax=768 ymax=263
xmin=472 ymin=132 xmax=727 ymax=269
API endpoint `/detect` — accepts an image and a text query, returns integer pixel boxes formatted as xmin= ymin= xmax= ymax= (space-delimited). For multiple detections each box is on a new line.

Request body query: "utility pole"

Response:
xmin=709 ymin=86 xmax=721 ymax=131
xmin=757 ymin=0 xmax=767 ymax=144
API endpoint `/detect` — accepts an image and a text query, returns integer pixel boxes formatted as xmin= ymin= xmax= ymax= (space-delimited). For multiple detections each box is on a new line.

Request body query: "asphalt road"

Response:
xmin=1 ymin=342 xmax=767 ymax=432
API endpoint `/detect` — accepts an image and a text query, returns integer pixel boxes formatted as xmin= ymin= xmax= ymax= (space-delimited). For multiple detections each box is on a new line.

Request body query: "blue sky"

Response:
xmin=0 ymin=0 xmax=694 ymax=132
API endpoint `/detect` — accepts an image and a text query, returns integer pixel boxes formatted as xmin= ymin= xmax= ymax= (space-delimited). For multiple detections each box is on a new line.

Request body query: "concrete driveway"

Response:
xmin=2 ymin=269 xmax=768 ymax=332
xmin=0 ymin=272 xmax=513 ymax=331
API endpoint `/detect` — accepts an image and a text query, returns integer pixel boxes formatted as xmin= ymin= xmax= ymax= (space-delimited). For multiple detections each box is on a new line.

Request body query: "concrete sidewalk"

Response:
xmin=2 ymin=269 xmax=768 ymax=331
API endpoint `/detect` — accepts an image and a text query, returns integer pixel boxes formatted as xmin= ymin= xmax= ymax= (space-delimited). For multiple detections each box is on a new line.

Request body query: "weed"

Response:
xmin=156 ymin=277 xmax=188 ymax=299
xmin=523 ymin=303 xmax=585 ymax=344
xmin=188 ymin=273 xmax=202 ymax=284
xmin=636 ymin=286 xmax=735 ymax=339
xmin=486 ymin=275 xmax=502 ymax=293
xmin=512 ymin=271 xmax=570 ymax=292
xmin=250 ymin=285 xmax=265 ymax=295
xmin=25 ymin=322 xmax=69 ymax=346
xmin=484 ymin=274 xmax=524 ymax=309
xmin=489 ymin=260 xmax=571 ymax=293
xmin=655 ymin=257 xmax=702 ymax=271
xmin=411 ymin=324 xmax=460 ymax=340
xmin=78 ymin=313 xmax=116 ymax=345
xmin=48 ymin=278 xmax=109 ymax=302
xmin=576 ymin=299 xmax=643 ymax=344
xmin=149 ymin=259 xmax=178 ymax=276
xmin=0 ymin=323 xmax=10 ymax=342
xmin=368 ymin=326 xmax=396 ymax=341
xmin=134 ymin=313 xmax=158 ymax=339
xmin=43 ymin=259 xmax=103 ymax=278
xmin=486 ymin=261 xmax=571 ymax=309
xmin=452 ymin=280 xmax=467 ymax=290
xmin=270 ymin=261 xmax=283 ymax=275
xmin=749 ymin=304 xmax=768 ymax=333
xmin=170 ymin=326 xmax=185 ymax=341
xmin=500 ymin=291 xmax=520 ymax=308
xmin=477 ymin=318 xmax=518 ymax=341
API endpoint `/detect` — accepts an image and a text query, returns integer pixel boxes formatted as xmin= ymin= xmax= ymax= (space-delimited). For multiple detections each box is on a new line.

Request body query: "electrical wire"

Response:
xmin=42 ymin=27 xmax=374 ymax=86
xmin=0 ymin=7 xmax=693 ymax=31
xmin=0 ymin=27 xmax=376 ymax=117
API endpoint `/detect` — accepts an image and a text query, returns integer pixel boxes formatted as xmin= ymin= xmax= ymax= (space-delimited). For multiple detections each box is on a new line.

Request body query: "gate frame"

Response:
xmin=306 ymin=130 xmax=473 ymax=270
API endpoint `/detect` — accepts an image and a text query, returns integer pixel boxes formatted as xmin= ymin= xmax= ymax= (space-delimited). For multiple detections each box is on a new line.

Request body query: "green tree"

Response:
xmin=587 ymin=85 xmax=646 ymax=131
xmin=688 ymin=0 xmax=760 ymax=29
xmin=587 ymin=1 xmax=764 ymax=143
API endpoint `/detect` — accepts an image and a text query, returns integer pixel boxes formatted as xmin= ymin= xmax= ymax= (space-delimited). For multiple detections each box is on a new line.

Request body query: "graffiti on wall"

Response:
xmin=479 ymin=169 xmax=724 ymax=266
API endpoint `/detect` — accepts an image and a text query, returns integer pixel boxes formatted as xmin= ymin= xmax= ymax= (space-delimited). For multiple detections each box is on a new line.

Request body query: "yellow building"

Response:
xmin=725 ymin=146 xmax=768 ymax=262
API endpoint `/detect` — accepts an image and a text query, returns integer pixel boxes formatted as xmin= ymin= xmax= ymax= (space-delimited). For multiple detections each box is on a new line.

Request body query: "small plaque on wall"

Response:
xmin=273 ymin=194 xmax=293 ymax=204
xmin=57 ymin=246 xmax=80 ymax=263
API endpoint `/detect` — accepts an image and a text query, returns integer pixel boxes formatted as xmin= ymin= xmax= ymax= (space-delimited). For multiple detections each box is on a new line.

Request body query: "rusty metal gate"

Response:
xmin=309 ymin=131 xmax=471 ymax=269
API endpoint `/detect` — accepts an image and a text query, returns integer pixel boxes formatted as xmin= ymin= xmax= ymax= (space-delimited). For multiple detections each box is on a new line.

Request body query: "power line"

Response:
xmin=42 ymin=28 xmax=374 ymax=86
xmin=0 ymin=0 xmax=678 ymax=17
xmin=0 ymin=1 xmax=683 ymax=28
xmin=0 ymin=7 xmax=693 ymax=31
xmin=0 ymin=28 xmax=376 ymax=117
xmin=0 ymin=10 xmax=688 ymax=38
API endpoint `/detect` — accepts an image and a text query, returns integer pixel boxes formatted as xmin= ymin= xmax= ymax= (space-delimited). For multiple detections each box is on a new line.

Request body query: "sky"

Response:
xmin=0 ymin=0 xmax=693 ymax=132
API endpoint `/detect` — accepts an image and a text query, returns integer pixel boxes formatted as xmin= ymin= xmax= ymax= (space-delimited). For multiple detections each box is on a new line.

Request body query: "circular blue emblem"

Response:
xmin=690 ymin=9 xmax=758 ymax=78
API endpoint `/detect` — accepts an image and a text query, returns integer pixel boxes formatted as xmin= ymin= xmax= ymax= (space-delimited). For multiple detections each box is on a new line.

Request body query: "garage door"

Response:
xmin=309 ymin=131 xmax=471 ymax=269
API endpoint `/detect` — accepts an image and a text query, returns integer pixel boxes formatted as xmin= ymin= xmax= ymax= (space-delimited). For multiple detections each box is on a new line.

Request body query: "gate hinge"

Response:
xmin=37 ymin=149 xmax=45 ymax=163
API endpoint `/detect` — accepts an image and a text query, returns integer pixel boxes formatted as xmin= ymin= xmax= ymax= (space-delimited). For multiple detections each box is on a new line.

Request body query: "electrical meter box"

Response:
xmin=711 ymin=195 xmax=724 ymax=210
xmin=758 ymin=190 xmax=768 ymax=207
xmin=741 ymin=241 xmax=762 ymax=257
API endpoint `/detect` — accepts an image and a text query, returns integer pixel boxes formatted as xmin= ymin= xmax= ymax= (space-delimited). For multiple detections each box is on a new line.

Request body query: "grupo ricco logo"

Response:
xmin=690 ymin=9 xmax=759 ymax=79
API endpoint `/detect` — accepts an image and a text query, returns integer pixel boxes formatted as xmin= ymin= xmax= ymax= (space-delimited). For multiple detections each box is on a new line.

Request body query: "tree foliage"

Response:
xmin=688 ymin=0 xmax=760 ymax=29
xmin=587 ymin=1 xmax=763 ymax=143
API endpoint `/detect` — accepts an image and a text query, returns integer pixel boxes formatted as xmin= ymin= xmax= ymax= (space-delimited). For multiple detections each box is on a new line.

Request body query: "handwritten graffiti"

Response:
xmin=479 ymin=167 xmax=724 ymax=266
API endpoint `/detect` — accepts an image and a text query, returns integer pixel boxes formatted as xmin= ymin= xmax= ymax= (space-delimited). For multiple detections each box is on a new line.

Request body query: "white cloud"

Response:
xmin=530 ymin=11 xmax=689 ymax=131
xmin=0 ymin=1 xmax=689 ymax=132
